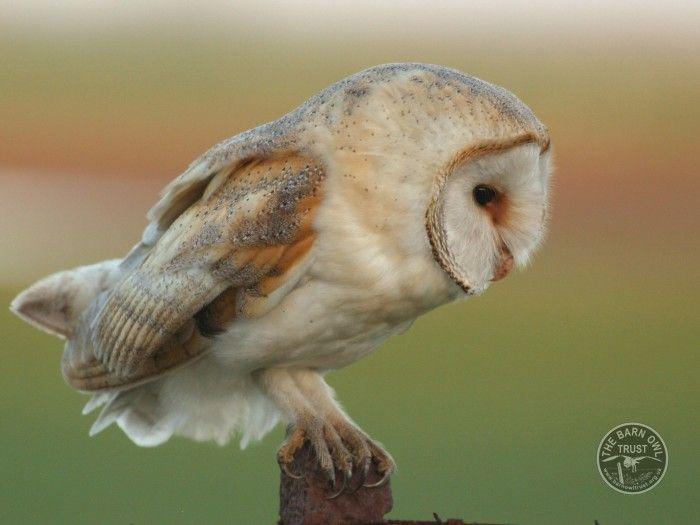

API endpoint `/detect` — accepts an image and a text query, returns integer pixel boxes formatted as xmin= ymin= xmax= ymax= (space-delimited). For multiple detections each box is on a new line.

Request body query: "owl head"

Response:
xmin=426 ymin=135 xmax=552 ymax=296
xmin=334 ymin=67 xmax=559 ymax=297
xmin=305 ymin=64 xmax=552 ymax=298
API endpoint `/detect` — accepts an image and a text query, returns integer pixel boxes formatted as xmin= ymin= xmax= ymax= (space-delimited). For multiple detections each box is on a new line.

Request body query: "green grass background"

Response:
xmin=1 ymin=18 xmax=699 ymax=525
xmin=2 ymin=243 xmax=697 ymax=524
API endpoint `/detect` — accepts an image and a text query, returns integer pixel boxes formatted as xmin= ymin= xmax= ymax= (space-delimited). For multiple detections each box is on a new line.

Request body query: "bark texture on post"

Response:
xmin=279 ymin=441 xmax=393 ymax=525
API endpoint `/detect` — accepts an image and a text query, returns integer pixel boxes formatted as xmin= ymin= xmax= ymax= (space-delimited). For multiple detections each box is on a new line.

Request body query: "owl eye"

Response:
xmin=473 ymin=185 xmax=497 ymax=207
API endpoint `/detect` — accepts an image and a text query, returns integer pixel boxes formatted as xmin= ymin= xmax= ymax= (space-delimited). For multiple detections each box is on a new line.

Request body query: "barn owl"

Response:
xmin=11 ymin=63 xmax=552 ymax=494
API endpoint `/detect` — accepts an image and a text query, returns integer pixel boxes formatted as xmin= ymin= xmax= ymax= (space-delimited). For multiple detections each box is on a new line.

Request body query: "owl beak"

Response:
xmin=491 ymin=245 xmax=514 ymax=282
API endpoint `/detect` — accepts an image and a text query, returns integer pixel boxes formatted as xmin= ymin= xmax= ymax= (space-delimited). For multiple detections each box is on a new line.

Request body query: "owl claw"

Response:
xmin=278 ymin=458 xmax=303 ymax=480
xmin=322 ymin=463 xmax=336 ymax=486
xmin=363 ymin=468 xmax=393 ymax=488
xmin=277 ymin=425 xmax=306 ymax=480
xmin=362 ymin=440 xmax=396 ymax=488
xmin=326 ymin=472 xmax=349 ymax=500
xmin=347 ymin=455 xmax=371 ymax=494
xmin=277 ymin=418 xmax=396 ymax=495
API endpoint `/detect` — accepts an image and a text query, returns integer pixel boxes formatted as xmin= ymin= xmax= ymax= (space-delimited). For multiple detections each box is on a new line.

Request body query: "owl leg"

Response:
xmin=290 ymin=369 xmax=396 ymax=491
xmin=256 ymin=367 xmax=351 ymax=488
xmin=257 ymin=368 xmax=395 ymax=497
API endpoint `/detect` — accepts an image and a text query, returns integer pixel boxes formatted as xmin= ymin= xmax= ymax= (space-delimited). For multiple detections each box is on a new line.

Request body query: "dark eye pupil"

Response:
xmin=473 ymin=185 xmax=497 ymax=206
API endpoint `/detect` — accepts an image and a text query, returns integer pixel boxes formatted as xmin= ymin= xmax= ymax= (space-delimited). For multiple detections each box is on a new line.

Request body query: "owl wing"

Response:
xmin=63 ymin=150 xmax=325 ymax=391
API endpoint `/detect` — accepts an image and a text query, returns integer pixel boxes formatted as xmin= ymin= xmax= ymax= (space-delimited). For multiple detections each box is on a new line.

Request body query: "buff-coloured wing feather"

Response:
xmin=64 ymin=154 xmax=325 ymax=385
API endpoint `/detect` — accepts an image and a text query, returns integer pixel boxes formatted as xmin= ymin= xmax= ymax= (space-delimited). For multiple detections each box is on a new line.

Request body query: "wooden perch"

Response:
xmin=278 ymin=441 xmax=495 ymax=525
xmin=278 ymin=441 xmax=392 ymax=524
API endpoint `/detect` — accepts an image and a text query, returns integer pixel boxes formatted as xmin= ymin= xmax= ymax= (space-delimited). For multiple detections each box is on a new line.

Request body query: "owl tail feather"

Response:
xmin=10 ymin=260 xmax=123 ymax=340
xmin=83 ymin=357 xmax=281 ymax=448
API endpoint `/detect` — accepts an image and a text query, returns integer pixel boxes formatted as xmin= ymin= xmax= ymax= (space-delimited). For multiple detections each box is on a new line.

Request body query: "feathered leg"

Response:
xmin=255 ymin=368 xmax=395 ymax=498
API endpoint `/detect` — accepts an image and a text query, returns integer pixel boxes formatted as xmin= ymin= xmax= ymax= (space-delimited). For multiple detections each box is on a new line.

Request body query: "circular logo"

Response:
xmin=597 ymin=422 xmax=667 ymax=494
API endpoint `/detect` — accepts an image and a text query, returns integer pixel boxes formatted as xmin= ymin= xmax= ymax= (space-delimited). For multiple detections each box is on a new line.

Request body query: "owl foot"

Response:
xmin=276 ymin=419 xmax=396 ymax=498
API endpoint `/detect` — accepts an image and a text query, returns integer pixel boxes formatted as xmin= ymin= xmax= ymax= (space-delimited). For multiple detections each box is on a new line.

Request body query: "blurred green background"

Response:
xmin=1 ymin=2 xmax=698 ymax=524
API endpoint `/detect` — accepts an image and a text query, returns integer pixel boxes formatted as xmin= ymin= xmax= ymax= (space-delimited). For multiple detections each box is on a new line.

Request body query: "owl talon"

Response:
xmin=277 ymin=425 xmax=306 ymax=479
xmin=278 ymin=458 xmax=303 ymax=480
xmin=326 ymin=473 xmax=349 ymax=499
xmin=363 ymin=468 xmax=393 ymax=488
xmin=363 ymin=440 xmax=396 ymax=488
xmin=348 ymin=455 xmax=371 ymax=494
xmin=321 ymin=464 xmax=336 ymax=485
